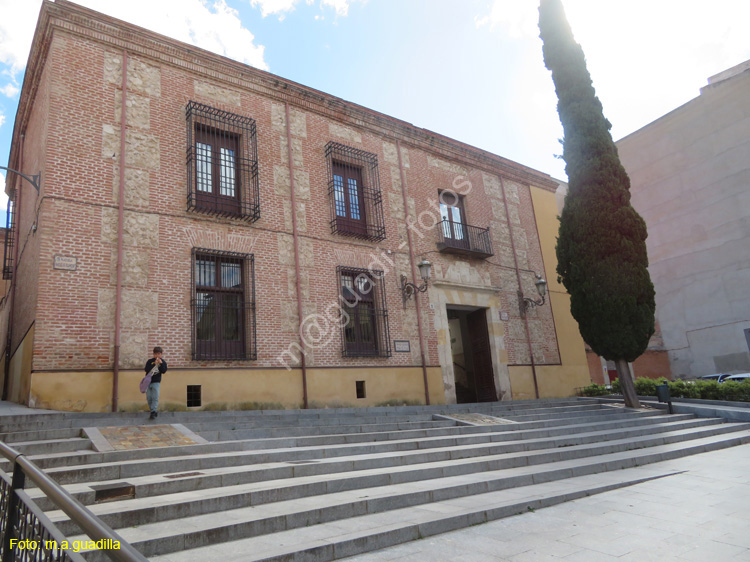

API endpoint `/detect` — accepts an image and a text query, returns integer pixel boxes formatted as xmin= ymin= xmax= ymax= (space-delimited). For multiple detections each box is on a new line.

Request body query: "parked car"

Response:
xmin=722 ymin=373 xmax=750 ymax=383
xmin=698 ymin=373 xmax=734 ymax=383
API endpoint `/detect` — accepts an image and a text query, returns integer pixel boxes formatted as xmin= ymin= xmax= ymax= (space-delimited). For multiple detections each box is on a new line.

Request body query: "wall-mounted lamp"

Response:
xmin=400 ymin=259 xmax=432 ymax=308
xmin=519 ymin=273 xmax=547 ymax=317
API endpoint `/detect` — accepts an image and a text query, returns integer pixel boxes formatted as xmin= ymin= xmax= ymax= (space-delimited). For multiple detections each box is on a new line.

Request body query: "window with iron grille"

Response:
xmin=2 ymin=195 xmax=15 ymax=280
xmin=186 ymin=101 xmax=260 ymax=221
xmin=337 ymin=266 xmax=391 ymax=357
xmin=326 ymin=142 xmax=385 ymax=241
xmin=191 ymin=248 xmax=256 ymax=361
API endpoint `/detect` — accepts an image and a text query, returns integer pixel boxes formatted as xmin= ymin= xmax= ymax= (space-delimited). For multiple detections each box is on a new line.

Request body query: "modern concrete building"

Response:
xmin=616 ymin=60 xmax=750 ymax=379
xmin=0 ymin=0 xmax=590 ymax=412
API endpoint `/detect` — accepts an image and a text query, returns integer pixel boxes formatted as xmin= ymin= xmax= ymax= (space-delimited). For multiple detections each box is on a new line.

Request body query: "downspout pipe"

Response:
xmin=396 ymin=140 xmax=430 ymax=405
xmin=498 ymin=175 xmax=540 ymax=399
xmin=112 ymin=50 xmax=128 ymax=412
xmin=3 ymin=135 xmax=25 ymax=401
xmin=285 ymin=102 xmax=308 ymax=409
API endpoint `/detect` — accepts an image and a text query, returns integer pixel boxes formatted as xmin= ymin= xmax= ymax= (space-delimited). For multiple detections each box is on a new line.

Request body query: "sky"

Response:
xmin=0 ymin=0 xmax=748 ymax=227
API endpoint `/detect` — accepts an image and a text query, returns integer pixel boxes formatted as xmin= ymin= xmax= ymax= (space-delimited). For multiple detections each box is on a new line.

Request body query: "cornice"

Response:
xmin=14 ymin=0 xmax=558 ymax=193
xmin=431 ymin=281 xmax=503 ymax=294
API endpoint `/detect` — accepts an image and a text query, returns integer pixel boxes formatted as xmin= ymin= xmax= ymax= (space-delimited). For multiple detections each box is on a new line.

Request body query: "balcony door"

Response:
xmin=439 ymin=191 xmax=468 ymax=250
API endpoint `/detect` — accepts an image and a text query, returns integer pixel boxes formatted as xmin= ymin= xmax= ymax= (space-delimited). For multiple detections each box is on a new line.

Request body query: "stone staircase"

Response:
xmin=1 ymin=398 xmax=749 ymax=561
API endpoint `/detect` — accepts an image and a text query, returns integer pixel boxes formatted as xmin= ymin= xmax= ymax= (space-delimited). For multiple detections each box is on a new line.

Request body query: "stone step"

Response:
xmin=46 ymin=418 xmax=740 ymax=536
xmin=499 ymin=407 xmax=632 ymax=422
xmin=39 ymin=414 xmax=704 ymax=486
xmin=10 ymin=437 xmax=92 ymax=455
xmin=77 ymin=429 xmax=750 ymax=561
xmin=193 ymin=418 xmax=460 ymax=442
xmin=0 ymin=399 xmax=594 ymax=433
xmin=0 ymin=427 xmax=84 ymax=443
xmin=193 ymin=408 xmax=662 ymax=445
xmin=25 ymin=413 xmax=692 ymax=510
xmin=0 ymin=402 xmax=602 ymax=436
xmin=7 ymin=410 xmax=665 ymax=474
xmin=43 ymin=419 xmax=746 ymax=523
xmin=185 ymin=404 xmax=608 ymax=435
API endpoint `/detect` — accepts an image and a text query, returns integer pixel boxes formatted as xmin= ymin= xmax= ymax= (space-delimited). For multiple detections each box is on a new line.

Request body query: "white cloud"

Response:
xmin=0 ymin=0 xmax=42 ymax=75
xmin=0 ymin=0 xmax=269 ymax=79
xmin=0 ymin=84 xmax=19 ymax=98
xmin=320 ymin=0 xmax=357 ymax=17
xmin=80 ymin=0 xmax=268 ymax=70
xmin=251 ymin=0 xmax=298 ymax=18
xmin=251 ymin=0 xmax=360 ymax=19
xmin=477 ymin=0 xmax=750 ymax=173
xmin=0 ymin=172 xmax=7 ymax=212
xmin=474 ymin=0 xmax=537 ymax=38
xmin=0 ymin=111 xmax=5 ymax=129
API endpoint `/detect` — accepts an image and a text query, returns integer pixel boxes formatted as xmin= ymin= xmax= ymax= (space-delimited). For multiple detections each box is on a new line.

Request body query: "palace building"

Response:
xmin=0 ymin=0 xmax=589 ymax=412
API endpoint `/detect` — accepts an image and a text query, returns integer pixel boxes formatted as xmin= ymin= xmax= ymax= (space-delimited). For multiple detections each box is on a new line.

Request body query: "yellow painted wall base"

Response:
xmin=508 ymin=362 xmax=590 ymax=401
xmin=508 ymin=366 xmax=537 ymax=401
xmin=306 ymin=367 xmax=444 ymax=408
xmin=28 ymin=366 xmax=445 ymax=412
xmin=8 ymin=325 xmax=34 ymax=405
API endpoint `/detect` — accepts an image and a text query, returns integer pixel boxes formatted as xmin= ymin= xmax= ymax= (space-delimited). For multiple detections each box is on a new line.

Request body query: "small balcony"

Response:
xmin=436 ymin=220 xmax=493 ymax=259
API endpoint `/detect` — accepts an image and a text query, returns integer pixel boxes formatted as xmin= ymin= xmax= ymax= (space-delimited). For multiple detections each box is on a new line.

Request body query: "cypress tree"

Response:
xmin=538 ymin=0 xmax=655 ymax=408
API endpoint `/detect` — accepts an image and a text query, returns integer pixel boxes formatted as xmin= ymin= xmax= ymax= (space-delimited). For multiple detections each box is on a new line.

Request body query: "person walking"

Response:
xmin=144 ymin=346 xmax=167 ymax=420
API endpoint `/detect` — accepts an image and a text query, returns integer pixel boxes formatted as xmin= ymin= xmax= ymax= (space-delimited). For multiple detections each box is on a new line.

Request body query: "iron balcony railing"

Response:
xmin=436 ymin=220 xmax=493 ymax=258
xmin=0 ymin=441 xmax=146 ymax=562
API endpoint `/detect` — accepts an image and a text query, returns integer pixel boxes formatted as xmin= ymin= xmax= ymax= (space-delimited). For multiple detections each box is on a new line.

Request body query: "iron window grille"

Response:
xmin=191 ymin=248 xmax=257 ymax=361
xmin=325 ymin=142 xmax=385 ymax=241
xmin=186 ymin=385 xmax=202 ymax=408
xmin=337 ymin=266 xmax=391 ymax=357
xmin=2 ymin=195 xmax=15 ymax=280
xmin=186 ymin=101 xmax=260 ymax=221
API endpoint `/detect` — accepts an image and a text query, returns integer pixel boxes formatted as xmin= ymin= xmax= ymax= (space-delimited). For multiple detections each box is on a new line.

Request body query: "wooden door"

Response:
xmin=467 ymin=309 xmax=496 ymax=402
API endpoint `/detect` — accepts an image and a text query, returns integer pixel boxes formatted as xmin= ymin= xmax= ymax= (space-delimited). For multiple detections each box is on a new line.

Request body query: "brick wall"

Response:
xmin=8 ymin=2 xmax=568 ymax=406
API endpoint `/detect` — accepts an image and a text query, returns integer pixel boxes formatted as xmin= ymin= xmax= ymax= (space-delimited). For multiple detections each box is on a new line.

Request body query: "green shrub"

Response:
xmin=719 ymin=380 xmax=750 ymax=402
xmin=696 ymin=380 xmax=721 ymax=400
xmin=634 ymin=377 xmax=658 ymax=396
xmin=623 ymin=376 xmax=750 ymax=402
xmin=667 ymin=379 xmax=700 ymax=399
xmin=611 ymin=379 xmax=621 ymax=394
xmin=578 ymin=383 xmax=611 ymax=397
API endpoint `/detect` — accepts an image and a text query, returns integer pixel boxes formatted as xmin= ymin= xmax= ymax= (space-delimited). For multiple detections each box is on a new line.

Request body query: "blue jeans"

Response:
xmin=146 ymin=382 xmax=160 ymax=412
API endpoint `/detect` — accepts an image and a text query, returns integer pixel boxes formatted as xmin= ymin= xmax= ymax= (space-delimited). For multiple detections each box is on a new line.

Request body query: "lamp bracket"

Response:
xmin=400 ymin=273 xmax=428 ymax=308
xmin=0 ymin=166 xmax=41 ymax=193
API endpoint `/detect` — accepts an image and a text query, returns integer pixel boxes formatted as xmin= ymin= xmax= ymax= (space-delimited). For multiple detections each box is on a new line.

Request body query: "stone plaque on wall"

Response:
xmin=394 ymin=340 xmax=411 ymax=353
xmin=53 ymin=255 xmax=77 ymax=271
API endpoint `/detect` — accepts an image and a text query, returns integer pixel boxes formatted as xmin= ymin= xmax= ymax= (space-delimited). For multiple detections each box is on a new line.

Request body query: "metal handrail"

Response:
xmin=0 ymin=442 xmax=146 ymax=562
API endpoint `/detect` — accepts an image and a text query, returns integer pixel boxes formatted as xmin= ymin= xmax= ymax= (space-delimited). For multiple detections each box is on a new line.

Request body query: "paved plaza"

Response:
xmin=344 ymin=444 xmax=750 ymax=561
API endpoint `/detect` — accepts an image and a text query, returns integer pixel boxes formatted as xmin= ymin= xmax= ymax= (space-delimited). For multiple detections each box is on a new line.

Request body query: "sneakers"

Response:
xmin=149 ymin=411 xmax=156 ymax=420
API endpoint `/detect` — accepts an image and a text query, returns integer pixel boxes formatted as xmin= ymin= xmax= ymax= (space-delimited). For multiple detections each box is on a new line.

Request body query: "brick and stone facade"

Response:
xmin=0 ymin=1 xmax=589 ymax=412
